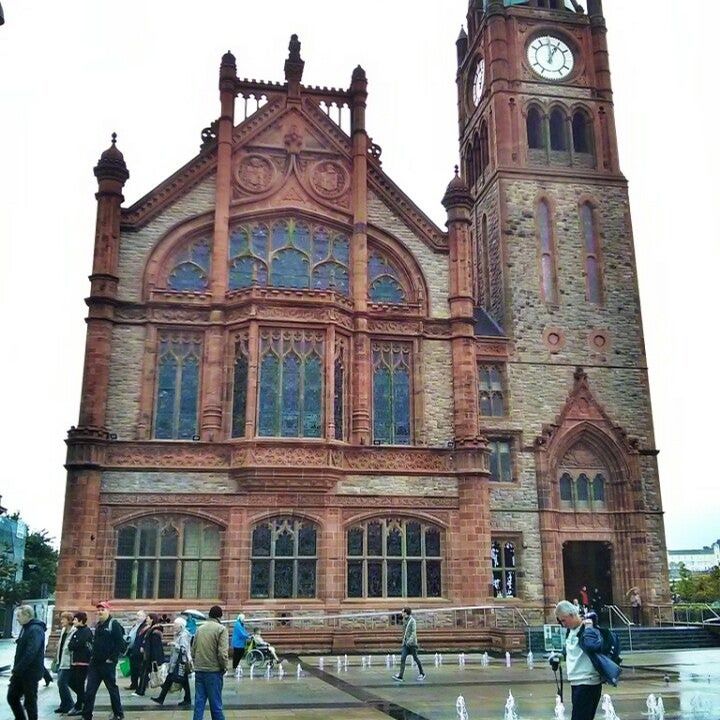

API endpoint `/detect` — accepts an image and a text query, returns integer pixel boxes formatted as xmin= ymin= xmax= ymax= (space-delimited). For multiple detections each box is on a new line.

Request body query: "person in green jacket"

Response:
xmin=392 ymin=607 xmax=426 ymax=682
xmin=191 ymin=605 xmax=229 ymax=720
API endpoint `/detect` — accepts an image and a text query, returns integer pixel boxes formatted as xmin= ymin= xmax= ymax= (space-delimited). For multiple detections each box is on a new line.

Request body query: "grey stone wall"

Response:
xmin=105 ymin=325 xmax=145 ymax=439
xmin=337 ymin=475 xmax=458 ymax=496
xmin=421 ymin=340 xmax=454 ymax=446
xmin=101 ymin=471 xmax=235 ymax=494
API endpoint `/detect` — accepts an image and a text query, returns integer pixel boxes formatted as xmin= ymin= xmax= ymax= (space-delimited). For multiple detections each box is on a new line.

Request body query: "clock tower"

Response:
xmin=455 ymin=0 xmax=670 ymax=609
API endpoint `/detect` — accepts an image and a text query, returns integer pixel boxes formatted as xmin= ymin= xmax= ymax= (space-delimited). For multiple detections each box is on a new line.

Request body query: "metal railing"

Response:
xmin=606 ymin=604 xmax=633 ymax=652
xmin=649 ymin=603 xmax=720 ymax=627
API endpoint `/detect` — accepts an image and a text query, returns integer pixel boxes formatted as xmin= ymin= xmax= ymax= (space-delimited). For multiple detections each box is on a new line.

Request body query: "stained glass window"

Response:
xmin=154 ymin=336 xmax=202 ymax=440
xmin=258 ymin=331 xmax=324 ymax=438
xmin=334 ymin=338 xmax=348 ymax=441
xmin=372 ymin=342 xmax=412 ymax=445
xmin=114 ymin=517 xmax=221 ymax=599
xmin=368 ymin=251 xmax=407 ymax=304
xmin=491 ymin=539 xmax=518 ymax=598
xmin=250 ymin=517 xmax=317 ymax=599
xmin=166 ymin=236 xmax=211 ymax=292
xmin=346 ymin=519 xmax=443 ymax=598
xmin=537 ymin=200 xmax=558 ymax=304
xmin=478 ymin=364 xmax=506 ymax=417
xmin=231 ymin=336 xmax=249 ymax=438
xmin=488 ymin=439 xmax=513 ymax=482
xmin=580 ymin=203 xmax=603 ymax=304
xmin=228 ymin=218 xmax=350 ymax=295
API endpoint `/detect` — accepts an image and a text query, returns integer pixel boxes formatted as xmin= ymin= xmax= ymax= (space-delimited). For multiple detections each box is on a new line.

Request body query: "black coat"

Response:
xmin=142 ymin=626 xmax=166 ymax=666
xmin=13 ymin=618 xmax=46 ymax=682
xmin=91 ymin=616 xmax=126 ymax=665
xmin=68 ymin=625 xmax=93 ymax=665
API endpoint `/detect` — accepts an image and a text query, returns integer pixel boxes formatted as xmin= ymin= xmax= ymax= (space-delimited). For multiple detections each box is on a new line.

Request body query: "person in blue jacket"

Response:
xmin=554 ymin=600 xmax=621 ymax=720
xmin=231 ymin=613 xmax=250 ymax=670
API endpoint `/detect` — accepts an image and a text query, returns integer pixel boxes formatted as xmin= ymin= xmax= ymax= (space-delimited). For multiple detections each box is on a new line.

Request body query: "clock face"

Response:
xmin=527 ymin=35 xmax=574 ymax=80
xmin=472 ymin=58 xmax=485 ymax=105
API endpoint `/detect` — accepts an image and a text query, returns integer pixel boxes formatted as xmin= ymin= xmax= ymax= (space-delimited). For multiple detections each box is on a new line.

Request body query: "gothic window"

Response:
xmin=488 ymin=439 xmax=513 ymax=482
xmin=346 ymin=519 xmax=442 ymax=598
xmin=549 ymin=108 xmax=568 ymax=151
xmin=580 ymin=202 xmax=603 ymax=304
xmin=558 ymin=442 xmax=609 ymax=511
xmin=154 ymin=336 xmax=202 ymax=440
xmin=228 ymin=218 xmax=350 ymax=296
xmin=477 ymin=214 xmax=492 ymax=306
xmin=472 ymin=133 xmax=481 ymax=184
xmin=231 ymin=335 xmax=249 ymax=438
xmin=334 ymin=337 xmax=349 ymax=441
xmin=114 ymin=517 xmax=221 ymax=600
xmin=572 ymin=110 xmax=593 ymax=154
xmin=258 ymin=330 xmax=324 ymax=438
xmin=527 ymin=107 xmax=545 ymax=150
xmin=166 ymin=236 xmax=211 ymax=292
xmin=478 ymin=364 xmax=505 ymax=417
xmin=372 ymin=342 xmax=412 ymax=445
xmin=250 ymin=517 xmax=317 ymax=599
xmin=537 ymin=200 xmax=559 ymax=304
xmin=491 ymin=539 xmax=518 ymax=598
xmin=368 ymin=250 xmax=408 ymax=304
xmin=479 ymin=120 xmax=490 ymax=174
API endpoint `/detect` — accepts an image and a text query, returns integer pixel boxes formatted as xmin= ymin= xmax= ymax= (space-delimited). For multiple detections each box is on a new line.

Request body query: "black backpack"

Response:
xmin=598 ymin=627 xmax=622 ymax=665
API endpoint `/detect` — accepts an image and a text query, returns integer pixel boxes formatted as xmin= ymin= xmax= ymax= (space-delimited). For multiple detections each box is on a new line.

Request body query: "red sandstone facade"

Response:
xmin=57 ymin=0 xmax=670 ymax=630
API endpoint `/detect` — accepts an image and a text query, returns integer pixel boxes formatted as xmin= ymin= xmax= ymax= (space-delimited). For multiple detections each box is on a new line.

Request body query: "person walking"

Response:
xmin=54 ymin=611 xmax=76 ymax=714
xmin=7 ymin=605 xmax=46 ymax=720
xmin=152 ymin=617 xmax=192 ymax=707
xmin=231 ymin=613 xmax=250 ymax=670
xmin=135 ymin=614 xmax=165 ymax=697
xmin=554 ymin=600 xmax=621 ymax=720
xmin=192 ymin=605 xmax=228 ymax=720
xmin=627 ymin=587 xmax=642 ymax=625
xmin=392 ymin=607 xmax=425 ymax=682
xmin=67 ymin=612 xmax=93 ymax=717
xmin=81 ymin=602 xmax=126 ymax=720
xmin=124 ymin=610 xmax=147 ymax=691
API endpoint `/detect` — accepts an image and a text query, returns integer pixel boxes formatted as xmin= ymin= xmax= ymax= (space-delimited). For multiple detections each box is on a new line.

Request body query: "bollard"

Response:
xmin=455 ymin=695 xmax=469 ymax=720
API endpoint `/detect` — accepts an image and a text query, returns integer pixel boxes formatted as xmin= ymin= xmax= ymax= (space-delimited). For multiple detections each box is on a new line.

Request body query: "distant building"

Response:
xmin=668 ymin=542 xmax=720 ymax=580
xmin=0 ymin=504 xmax=28 ymax=636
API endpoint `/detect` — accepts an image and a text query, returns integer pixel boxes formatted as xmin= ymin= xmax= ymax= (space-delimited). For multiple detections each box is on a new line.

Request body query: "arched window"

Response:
xmin=154 ymin=335 xmax=202 ymax=440
xmin=372 ymin=342 xmax=412 ymax=445
xmin=346 ymin=518 xmax=442 ymax=598
xmin=472 ymin=134 xmax=481 ymax=185
xmin=478 ymin=364 xmax=505 ymax=417
xmin=537 ymin=200 xmax=558 ymax=304
xmin=228 ymin=218 xmax=350 ymax=296
xmin=231 ymin=335 xmax=249 ymax=438
xmin=114 ymin=516 xmax=221 ymax=599
xmin=166 ymin=236 xmax=211 ymax=292
xmin=549 ymin=108 xmax=568 ymax=151
xmin=527 ymin=107 xmax=545 ymax=150
xmin=572 ymin=110 xmax=593 ymax=154
xmin=368 ymin=250 xmax=408 ymax=304
xmin=479 ymin=120 xmax=490 ymax=174
xmin=580 ymin=202 xmax=603 ymax=304
xmin=557 ymin=442 xmax=610 ymax=511
xmin=250 ymin=517 xmax=318 ymax=599
xmin=258 ymin=330 xmax=324 ymax=438
xmin=464 ymin=149 xmax=474 ymax=189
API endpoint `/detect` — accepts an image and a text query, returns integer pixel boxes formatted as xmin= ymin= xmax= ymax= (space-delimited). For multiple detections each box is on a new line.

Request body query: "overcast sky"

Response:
xmin=1 ymin=1 xmax=718 ymax=551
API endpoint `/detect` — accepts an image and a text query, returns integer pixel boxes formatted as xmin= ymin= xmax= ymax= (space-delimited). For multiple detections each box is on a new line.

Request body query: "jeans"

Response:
xmin=193 ymin=671 xmax=225 ymax=720
xmin=83 ymin=662 xmax=124 ymax=720
xmin=69 ymin=666 xmax=88 ymax=710
xmin=57 ymin=669 xmax=75 ymax=711
xmin=397 ymin=643 xmax=424 ymax=678
xmin=7 ymin=674 xmax=38 ymax=720
xmin=571 ymin=683 xmax=602 ymax=720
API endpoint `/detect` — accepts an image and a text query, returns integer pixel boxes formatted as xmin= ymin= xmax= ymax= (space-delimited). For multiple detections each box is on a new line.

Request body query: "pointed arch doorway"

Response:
xmin=563 ymin=540 xmax=613 ymax=610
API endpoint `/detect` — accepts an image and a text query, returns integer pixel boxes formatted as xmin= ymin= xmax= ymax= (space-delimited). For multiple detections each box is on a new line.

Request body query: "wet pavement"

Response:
xmin=1 ymin=643 xmax=719 ymax=719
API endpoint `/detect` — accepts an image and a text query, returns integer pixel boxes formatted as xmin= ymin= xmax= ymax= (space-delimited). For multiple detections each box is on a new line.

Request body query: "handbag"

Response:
xmin=148 ymin=661 xmax=168 ymax=688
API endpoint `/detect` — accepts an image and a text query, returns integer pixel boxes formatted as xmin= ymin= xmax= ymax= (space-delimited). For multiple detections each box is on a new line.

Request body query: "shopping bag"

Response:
xmin=149 ymin=661 xmax=168 ymax=688
xmin=118 ymin=656 xmax=131 ymax=678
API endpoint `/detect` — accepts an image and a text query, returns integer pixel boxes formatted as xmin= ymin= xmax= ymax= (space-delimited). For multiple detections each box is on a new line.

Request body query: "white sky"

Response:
xmin=1 ymin=1 xmax=718 ymax=551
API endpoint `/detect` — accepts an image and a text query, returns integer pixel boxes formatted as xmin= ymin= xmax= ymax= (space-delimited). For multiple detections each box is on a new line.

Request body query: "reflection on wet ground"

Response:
xmin=4 ymin=646 xmax=720 ymax=719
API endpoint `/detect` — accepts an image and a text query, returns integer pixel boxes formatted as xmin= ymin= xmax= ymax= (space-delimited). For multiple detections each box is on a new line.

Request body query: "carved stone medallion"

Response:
xmin=236 ymin=154 xmax=274 ymax=193
xmin=310 ymin=160 xmax=348 ymax=199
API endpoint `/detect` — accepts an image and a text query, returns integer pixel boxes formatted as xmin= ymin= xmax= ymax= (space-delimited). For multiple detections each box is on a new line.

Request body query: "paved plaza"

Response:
xmin=2 ymin=644 xmax=719 ymax=719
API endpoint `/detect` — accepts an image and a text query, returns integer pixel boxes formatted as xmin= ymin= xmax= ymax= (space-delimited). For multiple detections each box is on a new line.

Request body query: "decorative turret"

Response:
xmin=456 ymin=26 xmax=468 ymax=65
xmin=94 ymin=133 xmax=129 ymax=189
xmin=442 ymin=166 xmax=473 ymax=214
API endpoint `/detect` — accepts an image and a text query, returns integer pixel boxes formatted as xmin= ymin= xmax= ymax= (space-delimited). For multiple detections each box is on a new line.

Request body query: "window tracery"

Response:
xmin=334 ymin=336 xmax=349 ymax=441
xmin=231 ymin=334 xmax=249 ymax=438
xmin=250 ymin=517 xmax=317 ymax=599
xmin=165 ymin=236 xmax=212 ymax=292
xmin=114 ymin=516 xmax=221 ymax=600
xmin=558 ymin=442 xmax=609 ymax=511
xmin=346 ymin=518 xmax=442 ymax=598
xmin=368 ymin=250 xmax=408 ymax=304
xmin=478 ymin=364 xmax=506 ymax=417
xmin=372 ymin=342 xmax=412 ymax=445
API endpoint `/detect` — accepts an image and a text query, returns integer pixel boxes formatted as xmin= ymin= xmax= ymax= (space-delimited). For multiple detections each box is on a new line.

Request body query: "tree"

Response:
xmin=675 ymin=563 xmax=720 ymax=604
xmin=22 ymin=529 xmax=58 ymax=599
xmin=0 ymin=553 xmax=27 ymax=606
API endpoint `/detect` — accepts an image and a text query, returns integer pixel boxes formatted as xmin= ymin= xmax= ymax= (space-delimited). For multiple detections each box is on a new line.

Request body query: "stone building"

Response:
xmin=57 ymin=0 xmax=670 ymax=631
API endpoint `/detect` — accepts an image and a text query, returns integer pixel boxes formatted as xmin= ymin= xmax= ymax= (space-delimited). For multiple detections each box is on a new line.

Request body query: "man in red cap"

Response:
xmin=81 ymin=602 xmax=126 ymax=720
